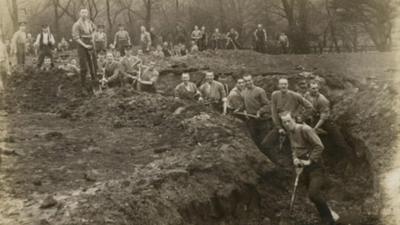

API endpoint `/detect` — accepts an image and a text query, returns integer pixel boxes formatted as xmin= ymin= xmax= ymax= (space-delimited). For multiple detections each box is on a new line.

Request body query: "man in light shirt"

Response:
xmin=34 ymin=24 xmax=56 ymax=69
xmin=11 ymin=22 xmax=27 ymax=65
xmin=199 ymin=71 xmax=227 ymax=114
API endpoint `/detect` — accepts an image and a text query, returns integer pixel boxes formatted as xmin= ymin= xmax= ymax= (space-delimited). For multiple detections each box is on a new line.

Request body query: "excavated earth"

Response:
xmin=0 ymin=50 xmax=398 ymax=225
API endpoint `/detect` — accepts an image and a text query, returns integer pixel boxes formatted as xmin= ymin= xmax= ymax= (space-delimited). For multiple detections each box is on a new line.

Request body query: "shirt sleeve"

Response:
xmin=296 ymin=92 xmax=314 ymax=112
xmin=303 ymin=126 xmax=324 ymax=163
xmin=319 ymin=95 xmax=331 ymax=121
xmin=271 ymin=92 xmax=282 ymax=129
xmin=50 ymin=34 xmax=56 ymax=45
xmin=34 ymin=34 xmax=40 ymax=46
xmin=257 ymin=88 xmax=270 ymax=114
xmin=72 ymin=23 xmax=80 ymax=41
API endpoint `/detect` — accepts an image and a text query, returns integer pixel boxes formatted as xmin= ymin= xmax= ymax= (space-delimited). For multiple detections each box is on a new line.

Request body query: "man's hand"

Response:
xmin=256 ymin=111 xmax=261 ymax=118
xmin=243 ymin=110 xmax=249 ymax=119
xmin=198 ymin=97 xmax=204 ymax=102
xmin=293 ymin=158 xmax=303 ymax=167
xmin=278 ymin=128 xmax=286 ymax=135
xmin=233 ymin=108 xmax=240 ymax=113
xmin=84 ymin=44 xmax=93 ymax=49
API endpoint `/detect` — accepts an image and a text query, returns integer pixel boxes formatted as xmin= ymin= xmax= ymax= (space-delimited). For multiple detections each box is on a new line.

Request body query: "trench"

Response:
xmin=0 ymin=60 xmax=384 ymax=225
xmin=156 ymin=64 xmax=379 ymax=225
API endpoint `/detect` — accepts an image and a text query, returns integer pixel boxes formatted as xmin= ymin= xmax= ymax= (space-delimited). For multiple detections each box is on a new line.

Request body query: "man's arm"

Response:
xmin=106 ymin=64 xmax=121 ymax=83
xmin=296 ymin=92 xmax=314 ymax=112
xmin=34 ymin=34 xmax=40 ymax=47
xmin=50 ymin=34 xmax=56 ymax=45
xmin=72 ymin=23 xmax=89 ymax=48
xmin=314 ymin=96 xmax=331 ymax=129
xmin=303 ymin=126 xmax=324 ymax=164
xmin=257 ymin=89 xmax=270 ymax=115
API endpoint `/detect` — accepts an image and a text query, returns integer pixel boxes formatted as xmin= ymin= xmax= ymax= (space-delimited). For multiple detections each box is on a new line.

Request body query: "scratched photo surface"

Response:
xmin=0 ymin=1 xmax=399 ymax=225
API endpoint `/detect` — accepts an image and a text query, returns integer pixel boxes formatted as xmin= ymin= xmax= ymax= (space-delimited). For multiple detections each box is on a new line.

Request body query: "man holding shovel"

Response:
xmin=72 ymin=9 xmax=98 ymax=95
xmin=240 ymin=75 xmax=269 ymax=148
xmin=280 ymin=111 xmax=338 ymax=225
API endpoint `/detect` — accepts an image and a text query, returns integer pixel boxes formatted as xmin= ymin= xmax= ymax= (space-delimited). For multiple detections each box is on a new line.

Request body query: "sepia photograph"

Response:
xmin=0 ymin=0 xmax=399 ymax=224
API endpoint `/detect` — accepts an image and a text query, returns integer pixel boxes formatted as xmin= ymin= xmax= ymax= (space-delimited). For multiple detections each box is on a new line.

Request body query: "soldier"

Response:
xmin=113 ymin=24 xmax=131 ymax=57
xmin=253 ymin=24 xmax=267 ymax=53
xmin=305 ymin=81 xmax=354 ymax=167
xmin=226 ymin=28 xmax=240 ymax=50
xmin=137 ymin=62 xmax=159 ymax=93
xmin=262 ymin=78 xmax=314 ymax=165
xmin=241 ymin=75 xmax=270 ymax=147
xmin=211 ymin=28 xmax=223 ymax=50
xmin=278 ymin=32 xmax=289 ymax=54
xmin=140 ymin=26 xmax=152 ymax=53
xmin=0 ymin=29 xmax=10 ymax=85
xmin=34 ymin=24 xmax=56 ymax=69
xmin=72 ymin=8 xmax=98 ymax=94
xmin=11 ymin=22 xmax=27 ymax=65
xmin=199 ymin=71 xmax=227 ymax=113
xmin=58 ymin=37 xmax=70 ymax=52
xmin=101 ymin=52 xmax=124 ymax=87
xmin=280 ymin=111 xmax=338 ymax=225
xmin=191 ymin=25 xmax=202 ymax=47
xmin=199 ymin=26 xmax=208 ymax=51
xmin=94 ymin=25 xmax=107 ymax=54
xmin=227 ymin=78 xmax=245 ymax=112
xmin=174 ymin=73 xmax=202 ymax=101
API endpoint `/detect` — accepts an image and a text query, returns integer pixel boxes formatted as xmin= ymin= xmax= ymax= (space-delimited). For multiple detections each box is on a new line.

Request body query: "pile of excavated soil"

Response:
xmin=1 ymin=51 xmax=396 ymax=225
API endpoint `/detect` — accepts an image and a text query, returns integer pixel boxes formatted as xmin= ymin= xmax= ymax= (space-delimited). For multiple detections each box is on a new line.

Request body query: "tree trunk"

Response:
xmin=9 ymin=0 xmax=19 ymax=32
xmin=217 ymin=0 xmax=226 ymax=31
xmin=144 ymin=0 xmax=152 ymax=30
xmin=106 ymin=0 xmax=113 ymax=40
xmin=53 ymin=0 xmax=60 ymax=40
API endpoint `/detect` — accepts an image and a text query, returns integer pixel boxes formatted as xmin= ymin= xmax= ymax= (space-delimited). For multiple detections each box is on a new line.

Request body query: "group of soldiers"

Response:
xmin=174 ymin=71 xmax=348 ymax=225
xmin=0 ymin=8 xmax=345 ymax=225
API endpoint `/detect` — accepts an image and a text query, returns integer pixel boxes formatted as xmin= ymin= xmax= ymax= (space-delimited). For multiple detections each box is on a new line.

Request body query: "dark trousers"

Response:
xmin=16 ymin=43 xmax=25 ymax=65
xmin=302 ymin=164 xmax=335 ymax=225
xmin=95 ymin=41 xmax=106 ymax=54
xmin=255 ymin=40 xmax=266 ymax=53
xmin=260 ymin=128 xmax=293 ymax=166
xmin=77 ymin=42 xmax=97 ymax=91
xmin=245 ymin=118 xmax=267 ymax=148
xmin=117 ymin=40 xmax=128 ymax=56
xmin=37 ymin=46 xmax=54 ymax=68
xmin=322 ymin=120 xmax=353 ymax=157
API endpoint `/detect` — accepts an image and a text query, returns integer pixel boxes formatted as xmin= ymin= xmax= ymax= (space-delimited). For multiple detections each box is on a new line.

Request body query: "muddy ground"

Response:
xmin=0 ymin=50 xmax=398 ymax=225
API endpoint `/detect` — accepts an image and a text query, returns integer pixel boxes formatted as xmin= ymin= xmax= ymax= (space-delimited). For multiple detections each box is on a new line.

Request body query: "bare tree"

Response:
xmin=6 ymin=0 xmax=19 ymax=31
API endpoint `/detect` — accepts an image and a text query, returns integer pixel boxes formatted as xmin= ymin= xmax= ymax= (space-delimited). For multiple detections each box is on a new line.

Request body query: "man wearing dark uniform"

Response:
xmin=253 ymin=24 xmax=267 ymax=53
xmin=113 ymin=24 xmax=131 ymax=57
xmin=72 ymin=8 xmax=98 ymax=94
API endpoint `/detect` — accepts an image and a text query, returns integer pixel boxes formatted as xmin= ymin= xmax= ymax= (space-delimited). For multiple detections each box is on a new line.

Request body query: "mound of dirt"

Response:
xmin=1 ymin=51 xmax=395 ymax=225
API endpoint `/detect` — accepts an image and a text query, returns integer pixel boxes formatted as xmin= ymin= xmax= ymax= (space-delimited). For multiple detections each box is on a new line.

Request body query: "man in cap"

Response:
xmin=72 ymin=8 xmax=98 ymax=94
xmin=34 ymin=24 xmax=56 ymax=69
